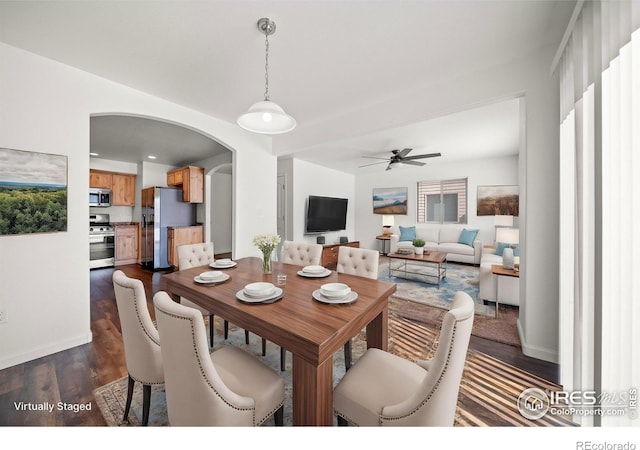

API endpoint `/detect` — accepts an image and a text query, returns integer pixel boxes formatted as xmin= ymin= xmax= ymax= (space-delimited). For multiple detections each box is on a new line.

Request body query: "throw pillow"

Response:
xmin=496 ymin=243 xmax=520 ymax=256
xmin=458 ymin=228 xmax=479 ymax=247
xmin=398 ymin=225 xmax=417 ymax=242
xmin=495 ymin=242 xmax=510 ymax=256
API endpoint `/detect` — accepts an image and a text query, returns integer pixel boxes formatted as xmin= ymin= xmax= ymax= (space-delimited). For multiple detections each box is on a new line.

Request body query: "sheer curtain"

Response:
xmin=556 ymin=1 xmax=640 ymax=426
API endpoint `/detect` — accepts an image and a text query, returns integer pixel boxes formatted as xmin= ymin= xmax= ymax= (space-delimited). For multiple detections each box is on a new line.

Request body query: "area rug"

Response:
xmin=94 ymin=316 xmax=564 ymax=427
xmin=378 ymin=259 xmax=495 ymax=317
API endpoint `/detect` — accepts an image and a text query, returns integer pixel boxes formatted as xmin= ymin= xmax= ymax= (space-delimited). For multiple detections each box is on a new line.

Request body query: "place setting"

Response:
xmin=194 ymin=270 xmax=230 ymax=285
xmin=312 ymin=282 xmax=358 ymax=305
xmin=209 ymin=258 xmax=237 ymax=269
xmin=236 ymin=282 xmax=283 ymax=304
xmin=297 ymin=264 xmax=332 ymax=278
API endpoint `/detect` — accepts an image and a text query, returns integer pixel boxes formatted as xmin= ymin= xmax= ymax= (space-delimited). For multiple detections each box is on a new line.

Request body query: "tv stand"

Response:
xmin=321 ymin=241 xmax=360 ymax=270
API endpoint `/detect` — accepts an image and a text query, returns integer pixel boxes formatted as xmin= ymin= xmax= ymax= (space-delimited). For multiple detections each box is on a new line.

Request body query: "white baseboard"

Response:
xmin=517 ymin=318 xmax=559 ymax=364
xmin=0 ymin=331 xmax=93 ymax=370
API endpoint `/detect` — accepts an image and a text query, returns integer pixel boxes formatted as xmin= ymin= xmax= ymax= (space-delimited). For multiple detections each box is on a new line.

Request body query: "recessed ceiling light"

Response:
xmin=147 ymin=155 xmax=157 ymax=160
xmin=89 ymin=152 xmax=99 ymax=156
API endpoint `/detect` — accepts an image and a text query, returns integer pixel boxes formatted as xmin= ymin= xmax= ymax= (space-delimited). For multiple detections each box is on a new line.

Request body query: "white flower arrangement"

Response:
xmin=253 ymin=233 xmax=281 ymax=255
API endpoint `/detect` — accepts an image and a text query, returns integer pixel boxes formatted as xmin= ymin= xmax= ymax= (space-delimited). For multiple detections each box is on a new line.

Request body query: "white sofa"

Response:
xmin=478 ymin=246 xmax=519 ymax=306
xmin=390 ymin=226 xmax=482 ymax=265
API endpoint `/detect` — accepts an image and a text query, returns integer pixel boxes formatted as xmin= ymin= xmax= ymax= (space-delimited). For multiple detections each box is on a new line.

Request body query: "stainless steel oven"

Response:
xmin=89 ymin=214 xmax=115 ymax=269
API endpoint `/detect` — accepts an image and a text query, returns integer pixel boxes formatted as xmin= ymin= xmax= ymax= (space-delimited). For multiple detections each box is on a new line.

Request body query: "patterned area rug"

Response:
xmin=378 ymin=259 xmax=495 ymax=317
xmin=94 ymin=315 xmax=566 ymax=427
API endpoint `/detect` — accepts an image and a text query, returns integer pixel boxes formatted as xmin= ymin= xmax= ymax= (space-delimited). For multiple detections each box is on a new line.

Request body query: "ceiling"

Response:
xmin=0 ymin=1 xmax=576 ymax=172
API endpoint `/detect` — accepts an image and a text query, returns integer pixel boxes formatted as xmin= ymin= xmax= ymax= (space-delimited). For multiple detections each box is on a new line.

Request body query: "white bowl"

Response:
xmin=199 ymin=271 xmax=223 ymax=281
xmin=216 ymin=258 xmax=233 ymax=266
xmin=320 ymin=283 xmax=351 ymax=299
xmin=303 ymin=265 xmax=325 ymax=274
xmin=244 ymin=282 xmax=276 ymax=297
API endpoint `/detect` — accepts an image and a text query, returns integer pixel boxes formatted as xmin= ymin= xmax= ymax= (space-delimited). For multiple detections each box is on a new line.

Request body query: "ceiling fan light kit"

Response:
xmin=237 ymin=18 xmax=296 ymax=135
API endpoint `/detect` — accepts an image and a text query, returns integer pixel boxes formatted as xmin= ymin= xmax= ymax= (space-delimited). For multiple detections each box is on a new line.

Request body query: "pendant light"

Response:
xmin=237 ymin=18 xmax=296 ymax=134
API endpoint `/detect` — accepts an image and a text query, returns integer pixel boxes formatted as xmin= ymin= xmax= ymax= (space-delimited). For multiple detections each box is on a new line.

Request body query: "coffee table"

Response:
xmin=388 ymin=251 xmax=447 ymax=287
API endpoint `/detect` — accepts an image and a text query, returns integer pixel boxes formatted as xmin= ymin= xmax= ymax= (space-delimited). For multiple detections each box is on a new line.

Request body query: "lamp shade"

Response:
xmin=494 ymin=215 xmax=514 ymax=227
xmin=237 ymin=100 xmax=297 ymax=135
xmin=382 ymin=215 xmax=395 ymax=227
xmin=495 ymin=227 xmax=519 ymax=245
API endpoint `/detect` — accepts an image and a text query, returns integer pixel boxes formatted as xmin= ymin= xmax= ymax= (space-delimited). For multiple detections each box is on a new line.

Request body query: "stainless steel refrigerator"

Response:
xmin=141 ymin=187 xmax=196 ymax=270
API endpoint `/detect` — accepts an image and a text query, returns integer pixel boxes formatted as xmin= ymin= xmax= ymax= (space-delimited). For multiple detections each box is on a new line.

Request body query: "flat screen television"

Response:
xmin=305 ymin=195 xmax=348 ymax=233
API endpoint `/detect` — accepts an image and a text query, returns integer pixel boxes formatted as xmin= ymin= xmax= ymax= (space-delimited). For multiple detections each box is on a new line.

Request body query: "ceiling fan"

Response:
xmin=359 ymin=148 xmax=442 ymax=171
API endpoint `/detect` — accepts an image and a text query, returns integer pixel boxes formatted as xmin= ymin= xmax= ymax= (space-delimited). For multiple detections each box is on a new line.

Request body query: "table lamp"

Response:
xmin=382 ymin=215 xmax=394 ymax=236
xmin=494 ymin=215 xmax=514 ymax=240
xmin=495 ymin=227 xmax=519 ymax=269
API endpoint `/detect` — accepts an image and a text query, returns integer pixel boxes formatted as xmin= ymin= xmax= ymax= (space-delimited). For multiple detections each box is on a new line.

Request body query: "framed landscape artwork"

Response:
xmin=477 ymin=185 xmax=519 ymax=216
xmin=372 ymin=187 xmax=408 ymax=215
xmin=0 ymin=147 xmax=68 ymax=235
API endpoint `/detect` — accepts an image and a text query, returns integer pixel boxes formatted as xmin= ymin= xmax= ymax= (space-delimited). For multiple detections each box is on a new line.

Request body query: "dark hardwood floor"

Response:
xmin=0 ymin=261 xmax=559 ymax=426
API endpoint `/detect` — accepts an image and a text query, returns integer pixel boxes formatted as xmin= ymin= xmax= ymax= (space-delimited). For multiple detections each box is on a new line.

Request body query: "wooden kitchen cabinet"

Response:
xmin=321 ymin=241 xmax=360 ymax=270
xmin=166 ymin=166 xmax=204 ymax=203
xmin=89 ymin=170 xmax=113 ymax=189
xmin=167 ymin=225 xmax=204 ymax=269
xmin=90 ymin=169 xmax=136 ymax=206
xmin=115 ymin=223 xmax=139 ymax=266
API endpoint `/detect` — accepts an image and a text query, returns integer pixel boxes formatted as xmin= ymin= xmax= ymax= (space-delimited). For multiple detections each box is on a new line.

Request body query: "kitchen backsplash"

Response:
xmin=89 ymin=205 xmax=134 ymax=223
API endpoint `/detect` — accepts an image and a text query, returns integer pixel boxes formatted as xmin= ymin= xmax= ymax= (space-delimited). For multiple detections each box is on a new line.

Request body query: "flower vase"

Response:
xmin=262 ymin=250 xmax=273 ymax=274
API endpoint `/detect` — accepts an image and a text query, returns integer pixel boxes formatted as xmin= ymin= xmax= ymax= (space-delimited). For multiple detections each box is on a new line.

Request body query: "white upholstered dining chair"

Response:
xmin=112 ymin=270 xmax=164 ymax=426
xmin=153 ymin=291 xmax=285 ymax=426
xmin=177 ymin=242 xmax=249 ymax=347
xmin=336 ymin=246 xmax=380 ymax=369
xmin=333 ymin=291 xmax=474 ymax=426
xmin=280 ymin=240 xmax=323 ymax=266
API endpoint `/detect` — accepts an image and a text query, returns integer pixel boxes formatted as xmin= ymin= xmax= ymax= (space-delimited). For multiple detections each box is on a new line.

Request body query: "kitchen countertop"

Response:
xmin=110 ymin=222 xmax=140 ymax=226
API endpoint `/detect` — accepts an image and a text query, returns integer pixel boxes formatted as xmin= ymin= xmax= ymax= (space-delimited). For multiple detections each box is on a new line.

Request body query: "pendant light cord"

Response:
xmin=264 ymin=28 xmax=270 ymax=101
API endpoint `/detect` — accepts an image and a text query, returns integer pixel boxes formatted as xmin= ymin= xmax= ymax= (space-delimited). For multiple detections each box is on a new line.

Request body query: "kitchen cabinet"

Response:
xmin=90 ymin=169 xmax=136 ymax=206
xmin=115 ymin=223 xmax=139 ymax=266
xmin=167 ymin=165 xmax=204 ymax=203
xmin=321 ymin=241 xmax=360 ymax=270
xmin=167 ymin=225 xmax=204 ymax=269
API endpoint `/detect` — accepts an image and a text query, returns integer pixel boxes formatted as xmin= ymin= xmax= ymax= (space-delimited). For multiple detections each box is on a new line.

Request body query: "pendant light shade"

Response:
xmin=237 ymin=100 xmax=296 ymax=134
xmin=237 ymin=18 xmax=296 ymax=135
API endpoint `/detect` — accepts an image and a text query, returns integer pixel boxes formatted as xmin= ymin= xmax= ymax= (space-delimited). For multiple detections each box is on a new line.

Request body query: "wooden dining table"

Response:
xmin=161 ymin=256 xmax=397 ymax=426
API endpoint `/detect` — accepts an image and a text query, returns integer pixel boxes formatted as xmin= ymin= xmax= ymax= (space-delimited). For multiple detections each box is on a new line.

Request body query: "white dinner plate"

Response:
xmin=312 ymin=289 xmax=358 ymax=304
xmin=236 ymin=287 xmax=283 ymax=303
xmin=194 ymin=273 xmax=230 ymax=284
xmin=209 ymin=261 xmax=237 ymax=269
xmin=297 ymin=269 xmax=332 ymax=278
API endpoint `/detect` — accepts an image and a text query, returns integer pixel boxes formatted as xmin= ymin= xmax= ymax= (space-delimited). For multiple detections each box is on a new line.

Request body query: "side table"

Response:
xmin=376 ymin=235 xmax=391 ymax=256
xmin=491 ymin=264 xmax=520 ymax=318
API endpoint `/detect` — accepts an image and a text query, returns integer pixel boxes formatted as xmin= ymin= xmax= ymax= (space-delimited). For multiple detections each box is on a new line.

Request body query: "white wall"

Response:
xmin=355 ymin=155 xmax=519 ymax=250
xmin=0 ymin=42 xmax=276 ymax=369
xmin=282 ymin=159 xmax=356 ymax=246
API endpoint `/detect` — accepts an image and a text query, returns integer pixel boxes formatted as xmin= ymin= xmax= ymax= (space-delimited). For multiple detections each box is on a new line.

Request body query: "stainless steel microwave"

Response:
xmin=89 ymin=188 xmax=111 ymax=207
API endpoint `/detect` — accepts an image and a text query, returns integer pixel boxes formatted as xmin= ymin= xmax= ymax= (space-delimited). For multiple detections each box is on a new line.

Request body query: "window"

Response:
xmin=417 ymin=178 xmax=467 ymax=224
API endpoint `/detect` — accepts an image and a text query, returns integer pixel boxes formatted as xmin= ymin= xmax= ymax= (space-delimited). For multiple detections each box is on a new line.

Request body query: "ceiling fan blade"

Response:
xmin=402 ymin=152 xmax=442 ymax=160
xmin=397 ymin=148 xmax=412 ymax=158
xmin=402 ymin=160 xmax=426 ymax=166
xmin=360 ymin=156 xmax=392 ymax=160
xmin=358 ymin=160 xmax=390 ymax=168
xmin=385 ymin=162 xmax=394 ymax=171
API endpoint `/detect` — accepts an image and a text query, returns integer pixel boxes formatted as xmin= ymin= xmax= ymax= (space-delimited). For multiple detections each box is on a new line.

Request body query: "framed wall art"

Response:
xmin=477 ymin=185 xmax=519 ymax=216
xmin=372 ymin=187 xmax=408 ymax=215
xmin=0 ymin=147 xmax=68 ymax=235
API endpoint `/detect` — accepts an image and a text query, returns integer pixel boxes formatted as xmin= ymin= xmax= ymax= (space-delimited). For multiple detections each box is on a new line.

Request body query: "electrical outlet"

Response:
xmin=0 ymin=307 xmax=7 ymax=324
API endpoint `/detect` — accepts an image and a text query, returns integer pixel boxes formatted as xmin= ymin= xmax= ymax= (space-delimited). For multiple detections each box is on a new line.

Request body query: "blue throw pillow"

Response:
xmin=458 ymin=228 xmax=479 ymax=246
xmin=495 ymin=242 xmax=510 ymax=256
xmin=398 ymin=226 xmax=416 ymax=242
xmin=496 ymin=243 xmax=520 ymax=256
